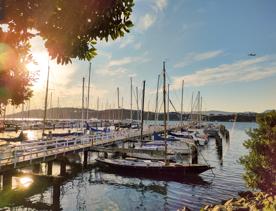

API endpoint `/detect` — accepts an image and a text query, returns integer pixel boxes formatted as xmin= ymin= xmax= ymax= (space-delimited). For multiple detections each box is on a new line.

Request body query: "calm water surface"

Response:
xmin=0 ymin=122 xmax=257 ymax=211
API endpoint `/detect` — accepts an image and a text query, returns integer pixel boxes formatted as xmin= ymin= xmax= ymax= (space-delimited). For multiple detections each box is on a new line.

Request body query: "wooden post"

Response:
xmin=191 ymin=145 xmax=198 ymax=164
xmin=2 ymin=172 xmax=12 ymax=190
xmin=83 ymin=151 xmax=88 ymax=167
xmin=47 ymin=161 xmax=53 ymax=175
xmin=60 ymin=161 xmax=66 ymax=176
xmin=32 ymin=163 xmax=40 ymax=174
xmin=52 ymin=178 xmax=61 ymax=210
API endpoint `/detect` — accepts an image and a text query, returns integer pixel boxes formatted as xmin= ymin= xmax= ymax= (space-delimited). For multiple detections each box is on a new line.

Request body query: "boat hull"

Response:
xmin=96 ymin=158 xmax=212 ymax=176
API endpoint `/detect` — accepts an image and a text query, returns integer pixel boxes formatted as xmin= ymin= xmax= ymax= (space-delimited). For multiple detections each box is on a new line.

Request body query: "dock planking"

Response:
xmin=0 ymin=125 xmax=178 ymax=173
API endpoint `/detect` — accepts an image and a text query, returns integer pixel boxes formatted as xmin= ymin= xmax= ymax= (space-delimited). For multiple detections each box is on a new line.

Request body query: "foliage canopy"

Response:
xmin=0 ymin=0 xmax=134 ymax=110
xmin=240 ymin=111 xmax=276 ymax=194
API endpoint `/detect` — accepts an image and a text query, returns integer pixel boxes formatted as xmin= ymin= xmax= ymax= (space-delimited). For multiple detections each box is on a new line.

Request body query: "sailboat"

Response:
xmin=96 ymin=62 xmax=213 ymax=176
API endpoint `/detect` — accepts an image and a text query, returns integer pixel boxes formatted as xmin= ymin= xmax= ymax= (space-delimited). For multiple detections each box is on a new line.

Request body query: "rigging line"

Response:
xmin=169 ymin=99 xmax=178 ymax=114
xmin=158 ymin=100 xmax=164 ymax=114
xmin=198 ymin=148 xmax=216 ymax=178
xmin=165 ymin=72 xmax=182 ymax=111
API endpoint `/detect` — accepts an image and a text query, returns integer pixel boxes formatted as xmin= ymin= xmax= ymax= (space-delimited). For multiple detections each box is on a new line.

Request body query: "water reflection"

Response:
xmin=25 ymin=130 xmax=36 ymax=140
xmin=18 ymin=177 xmax=34 ymax=188
xmin=97 ymin=166 xmax=211 ymax=187
xmin=0 ymin=122 xmax=257 ymax=210
xmin=0 ymin=160 xmax=211 ymax=210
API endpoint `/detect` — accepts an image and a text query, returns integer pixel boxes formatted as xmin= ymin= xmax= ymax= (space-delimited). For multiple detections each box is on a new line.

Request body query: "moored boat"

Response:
xmin=96 ymin=62 xmax=213 ymax=177
xmin=96 ymin=158 xmax=212 ymax=175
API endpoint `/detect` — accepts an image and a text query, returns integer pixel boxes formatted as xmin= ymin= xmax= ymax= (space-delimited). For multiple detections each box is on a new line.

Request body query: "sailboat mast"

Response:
xmin=86 ymin=62 xmax=91 ymax=120
xmin=97 ymin=96 xmax=99 ymax=119
xmin=42 ymin=62 xmax=50 ymax=136
xmin=147 ymin=100 xmax=150 ymax=121
xmin=190 ymin=92 xmax=194 ymax=122
xmin=180 ymin=80 xmax=184 ymax=126
xmin=27 ymin=100 xmax=30 ymax=126
xmin=140 ymin=80 xmax=146 ymax=142
xmin=117 ymin=87 xmax=120 ymax=121
xmin=155 ymin=74 xmax=160 ymax=122
xmin=81 ymin=77 xmax=85 ymax=132
xmin=200 ymin=96 xmax=203 ymax=125
xmin=117 ymin=88 xmax=119 ymax=109
xmin=130 ymin=77 xmax=133 ymax=121
xmin=167 ymin=84 xmax=170 ymax=122
xmin=136 ymin=87 xmax=139 ymax=121
xmin=50 ymin=91 xmax=52 ymax=119
xmin=163 ymin=61 xmax=168 ymax=165
xmin=197 ymin=91 xmax=200 ymax=125
xmin=121 ymin=96 xmax=124 ymax=120
xmin=57 ymin=97 xmax=60 ymax=119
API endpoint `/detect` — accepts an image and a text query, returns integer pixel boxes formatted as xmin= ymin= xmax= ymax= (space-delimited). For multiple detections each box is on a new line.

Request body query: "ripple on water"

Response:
xmin=0 ymin=122 xmax=256 ymax=211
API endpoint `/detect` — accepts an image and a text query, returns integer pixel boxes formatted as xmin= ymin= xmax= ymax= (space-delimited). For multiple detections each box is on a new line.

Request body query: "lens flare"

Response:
xmin=19 ymin=176 xmax=33 ymax=188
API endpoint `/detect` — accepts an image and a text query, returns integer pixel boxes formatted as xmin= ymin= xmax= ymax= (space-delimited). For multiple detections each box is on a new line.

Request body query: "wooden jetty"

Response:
xmin=0 ymin=125 xmax=179 ymax=173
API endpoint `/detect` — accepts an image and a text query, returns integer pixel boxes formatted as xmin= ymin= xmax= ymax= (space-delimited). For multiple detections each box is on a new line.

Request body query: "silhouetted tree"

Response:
xmin=240 ymin=111 xmax=276 ymax=194
xmin=0 ymin=0 xmax=134 ymax=112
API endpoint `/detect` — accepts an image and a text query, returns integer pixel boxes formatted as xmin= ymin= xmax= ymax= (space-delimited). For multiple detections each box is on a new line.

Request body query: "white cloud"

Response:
xmin=174 ymin=50 xmax=224 ymax=68
xmin=109 ymin=56 xmax=145 ymax=66
xmin=138 ymin=14 xmax=157 ymax=31
xmin=154 ymin=0 xmax=168 ymax=12
xmin=97 ymin=55 xmax=150 ymax=77
xmin=136 ymin=0 xmax=168 ymax=32
xmin=99 ymin=67 xmax=127 ymax=77
xmin=97 ymin=34 xmax=140 ymax=51
xmin=172 ymin=56 xmax=276 ymax=89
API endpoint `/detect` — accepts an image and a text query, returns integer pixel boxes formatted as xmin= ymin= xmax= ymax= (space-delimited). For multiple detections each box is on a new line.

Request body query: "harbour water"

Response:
xmin=0 ymin=121 xmax=257 ymax=210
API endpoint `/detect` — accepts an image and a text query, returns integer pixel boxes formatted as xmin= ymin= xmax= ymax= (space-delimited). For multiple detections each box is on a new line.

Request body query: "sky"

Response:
xmin=8 ymin=0 xmax=276 ymax=114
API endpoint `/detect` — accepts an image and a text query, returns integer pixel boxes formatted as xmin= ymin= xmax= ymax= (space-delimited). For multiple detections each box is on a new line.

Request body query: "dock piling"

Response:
xmin=60 ymin=161 xmax=66 ymax=176
xmin=47 ymin=161 xmax=53 ymax=175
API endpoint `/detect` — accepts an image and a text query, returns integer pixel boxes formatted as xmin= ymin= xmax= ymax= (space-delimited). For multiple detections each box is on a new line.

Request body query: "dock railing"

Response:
xmin=0 ymin=125 xmax=177 ymax=169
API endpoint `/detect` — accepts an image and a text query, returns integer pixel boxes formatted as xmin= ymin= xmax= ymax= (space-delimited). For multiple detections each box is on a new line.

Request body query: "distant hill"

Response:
xmin=205 ymin=110 xmax=259 ymax=115
xmin=5 ymin=107 xmax=259 ymax=122
xmin=205 ymin=110 xmax=235 ymax=115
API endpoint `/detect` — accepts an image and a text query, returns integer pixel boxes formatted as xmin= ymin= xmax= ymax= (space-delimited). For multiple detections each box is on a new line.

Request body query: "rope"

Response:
xmin=198 ymin=147 xmax=216 ymax=178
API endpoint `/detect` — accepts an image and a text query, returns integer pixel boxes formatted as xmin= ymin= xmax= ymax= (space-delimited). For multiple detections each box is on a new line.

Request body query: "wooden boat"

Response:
xmin=96 ymin=158 xmax=212 ymax=175
xmin=98 ymin=165 xmax=211 ymax=186
xmin=0 ymin=131 xmax=26 ymax=142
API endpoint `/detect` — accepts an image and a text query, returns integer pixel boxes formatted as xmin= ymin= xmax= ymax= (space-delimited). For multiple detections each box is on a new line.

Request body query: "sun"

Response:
xmin=26 ymin=52 xmax=49 ymax=91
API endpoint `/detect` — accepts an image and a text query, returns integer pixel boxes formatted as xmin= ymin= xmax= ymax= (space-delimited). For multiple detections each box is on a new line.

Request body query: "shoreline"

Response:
xmin=178 ymin=191 xmax=276 ymax=211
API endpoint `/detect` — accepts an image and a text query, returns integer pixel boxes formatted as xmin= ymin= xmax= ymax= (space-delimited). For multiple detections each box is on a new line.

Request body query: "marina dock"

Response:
xmin=0 ymin=125 xmax=180 ymax=173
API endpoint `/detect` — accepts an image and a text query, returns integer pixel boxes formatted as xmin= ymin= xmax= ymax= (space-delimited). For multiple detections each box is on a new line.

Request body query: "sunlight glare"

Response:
xmin=26 ymin=52 xmax=49 ymax=90
xmin=25 ymin=130 xmax=36 ymax=140
xmin=19 ymin=176 xmax=33 ymax=188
